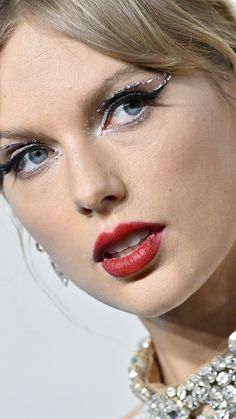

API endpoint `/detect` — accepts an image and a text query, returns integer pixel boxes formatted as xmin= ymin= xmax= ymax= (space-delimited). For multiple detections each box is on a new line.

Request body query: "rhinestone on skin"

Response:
xmin=96 ymin=72 xmax=171 ymax=113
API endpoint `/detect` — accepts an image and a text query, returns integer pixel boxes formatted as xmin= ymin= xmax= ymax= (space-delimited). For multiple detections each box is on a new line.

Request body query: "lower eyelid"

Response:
xmin=102 ymin=101 xmax=144 ymax=130
xmin=103 ymin=90 xmax=164 ymax=132
xmin=13 ymin=147 xmax=59 ymax=180
xmin=17 ymin=158 xmax=55 ymax=180
xmin=100 ymin=105 xmax=153 ymax=135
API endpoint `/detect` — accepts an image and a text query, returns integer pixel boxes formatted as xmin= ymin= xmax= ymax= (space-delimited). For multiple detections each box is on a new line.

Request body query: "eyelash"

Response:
xmin=0 ymin=84 xmax=166 ymax=180
xmin=0 ymin=143 xmax=58 ymax=180
xmin=98 ymin=86 xmax=165 ymax=134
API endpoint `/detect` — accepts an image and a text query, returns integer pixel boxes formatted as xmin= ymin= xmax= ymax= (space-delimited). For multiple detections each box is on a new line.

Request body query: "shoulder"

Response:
xmin=122 ymin=403 xmax=144 ymax=419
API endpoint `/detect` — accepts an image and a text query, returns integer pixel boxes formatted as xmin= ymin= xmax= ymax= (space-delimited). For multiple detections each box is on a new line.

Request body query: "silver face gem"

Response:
xmin=96 ymin=72 xmax=171 ymax=113
xmin=0 ymin=138 xmax=39 ymax=151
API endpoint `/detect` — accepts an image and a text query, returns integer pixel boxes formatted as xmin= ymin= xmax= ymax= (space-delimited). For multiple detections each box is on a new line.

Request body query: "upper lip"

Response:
xmin=93 ymin=221 xmax=165 ymax=262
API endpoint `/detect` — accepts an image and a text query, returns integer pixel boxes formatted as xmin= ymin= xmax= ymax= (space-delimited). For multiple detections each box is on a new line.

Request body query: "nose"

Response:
xmin=67 ymin=146 xmax=127 ymax=216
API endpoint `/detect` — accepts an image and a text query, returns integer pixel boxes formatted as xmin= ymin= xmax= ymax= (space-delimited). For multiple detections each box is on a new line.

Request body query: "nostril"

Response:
xmin=106 ymin=195 xmax=116 ymax=201
xmin=80 ymin=207 xmax=92 ymax=215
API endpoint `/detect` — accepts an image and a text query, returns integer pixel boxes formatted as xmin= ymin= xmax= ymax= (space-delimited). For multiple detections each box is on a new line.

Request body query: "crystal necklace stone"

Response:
xmin=128 ymin=332 xmax=236 ymax=419
xmin=228 ymin=331 xmax=236 ymax=354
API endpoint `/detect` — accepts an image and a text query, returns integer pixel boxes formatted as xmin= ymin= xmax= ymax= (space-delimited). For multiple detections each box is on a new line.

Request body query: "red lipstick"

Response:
xmin=93 ymin=222 xmax=165 ymax=278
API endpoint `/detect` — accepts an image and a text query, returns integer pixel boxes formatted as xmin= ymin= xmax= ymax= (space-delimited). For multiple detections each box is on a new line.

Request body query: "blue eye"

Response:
xmin=0 ymin=143 xmax=59 ymax=179
xmin=107 ymin=97 xmax=145 ymax=126
xmin=122 ymin=100 xmax=143 ymax=115
xmin=98 ymin=85 xmax=167 ymax=134
xmin=17 ymin=148 xmax=49 ymax=170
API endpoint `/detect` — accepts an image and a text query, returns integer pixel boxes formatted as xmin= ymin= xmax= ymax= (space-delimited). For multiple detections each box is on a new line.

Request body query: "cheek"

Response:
xmin=3 ymin=175 xmax=68 ymax=246
xmin=3 ymin=178 xmax=93 ymax=284
xmin=3 ymin=92 xmax=236 ymax=318
xmin=4 ymin=187 xmax=93 ymax=291
xmin=119 ymin=111 xmax=236 ymax=313
xmin=134 ymin=100 xmax=236 ymax=226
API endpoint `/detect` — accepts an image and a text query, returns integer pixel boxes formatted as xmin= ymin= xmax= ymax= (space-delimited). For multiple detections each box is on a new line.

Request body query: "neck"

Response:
xmin=139 ymin=248 xmax=236 ymax=386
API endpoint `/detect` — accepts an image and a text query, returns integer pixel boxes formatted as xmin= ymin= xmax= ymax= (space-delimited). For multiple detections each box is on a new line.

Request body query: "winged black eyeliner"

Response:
xmin=97 ymin=72 xmax=171 ymax=114
xmin=0 ymin=73 xmax=172 ymax=177
xmin=0 ymin=142 xmax=49 ymax=176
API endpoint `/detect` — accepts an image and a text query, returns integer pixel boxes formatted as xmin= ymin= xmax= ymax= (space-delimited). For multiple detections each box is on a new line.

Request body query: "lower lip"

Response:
xmin=100 ymin=229 xmax=164 ymax=278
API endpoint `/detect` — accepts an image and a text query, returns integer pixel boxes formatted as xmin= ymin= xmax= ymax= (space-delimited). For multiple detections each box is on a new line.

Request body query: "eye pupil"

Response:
xmin=123 ymin=100 xmax=143 ymax=116
xmin=29 ymin=149 xmax=48 ymax=164
xmin=17 ymin=148 xmax=48 ymax=170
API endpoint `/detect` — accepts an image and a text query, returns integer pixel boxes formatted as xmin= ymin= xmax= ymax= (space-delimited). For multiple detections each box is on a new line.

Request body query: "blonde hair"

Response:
xmin=1 ymin=1 xmax=236 ymax=78
xmin=0 ymin=0 xmax=236 ymax=178
xmin=1 ymin=0 xmax=236 ymax=321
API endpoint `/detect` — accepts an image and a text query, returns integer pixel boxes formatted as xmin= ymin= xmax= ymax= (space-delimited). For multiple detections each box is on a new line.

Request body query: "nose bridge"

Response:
xmin=65 ymin=142 xmax=126 ymax=213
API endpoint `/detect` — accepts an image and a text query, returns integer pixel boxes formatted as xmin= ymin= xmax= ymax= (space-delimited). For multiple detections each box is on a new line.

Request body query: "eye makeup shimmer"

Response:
xmin=97 ymin=72 xmax=171 ymax=114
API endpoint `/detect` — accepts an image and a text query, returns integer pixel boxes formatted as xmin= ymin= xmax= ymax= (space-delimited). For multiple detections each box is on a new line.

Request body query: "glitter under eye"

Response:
xmin=0 ymin=73 xmax=172 ymax=179
xmin=96 ymin=73 xmax=171 ymax=136
xmin=96 ymin=72 xmax=172 ymax=135
xmin=0 ymin=142 xmax=60 ymax=178
xmin=97 ymin=72 xmax=171 ymax=114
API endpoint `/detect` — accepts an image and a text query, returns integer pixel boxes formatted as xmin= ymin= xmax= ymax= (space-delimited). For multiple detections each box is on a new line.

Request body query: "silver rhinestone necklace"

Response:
xmin=128 ymin=331 xmax=236 ymax=419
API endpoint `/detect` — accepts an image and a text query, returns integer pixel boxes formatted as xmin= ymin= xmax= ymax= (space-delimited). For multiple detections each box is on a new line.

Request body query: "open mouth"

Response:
xmin=103 ymin=230 xmax=152 ymax=259
xmin=100 ymin=227 xmax=165 ymax=278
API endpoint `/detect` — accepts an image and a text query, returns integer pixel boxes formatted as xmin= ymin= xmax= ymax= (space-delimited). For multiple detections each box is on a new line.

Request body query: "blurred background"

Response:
xmin=0 ymin=195 xmax=146 ymax=419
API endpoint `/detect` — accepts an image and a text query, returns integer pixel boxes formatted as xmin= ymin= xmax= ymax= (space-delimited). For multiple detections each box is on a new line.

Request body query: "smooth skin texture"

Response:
xmin=1 ymin=21 xmax=236 ymax=412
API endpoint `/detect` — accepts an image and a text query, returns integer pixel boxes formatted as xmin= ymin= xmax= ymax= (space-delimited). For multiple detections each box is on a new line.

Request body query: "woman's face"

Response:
xmin=1 ymin=21 xmax=236 ymax=318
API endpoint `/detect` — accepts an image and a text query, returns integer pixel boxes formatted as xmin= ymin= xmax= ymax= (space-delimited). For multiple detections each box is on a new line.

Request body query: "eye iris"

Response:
xmin=18 ymin=148 xmax=48 ymax=170
xmin=123 ymin=100 xmax=143 ymax=116
xmin=29 ymin=149 xmax=48 ymax=164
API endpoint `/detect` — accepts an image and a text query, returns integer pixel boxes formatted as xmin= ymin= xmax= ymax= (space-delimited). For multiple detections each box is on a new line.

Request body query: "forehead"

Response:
xmin=0 ymin=21 xmax=135 ymax=130
xmin=0 ymin=20 xmax=125 ymax=88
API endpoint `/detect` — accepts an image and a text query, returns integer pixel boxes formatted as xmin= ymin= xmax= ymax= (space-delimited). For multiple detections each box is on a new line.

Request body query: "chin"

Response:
xmin=112 ymin=265 xmax=208 ymax=319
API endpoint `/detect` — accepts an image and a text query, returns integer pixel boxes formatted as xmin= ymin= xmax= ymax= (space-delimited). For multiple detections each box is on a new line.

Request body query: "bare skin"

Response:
xmin=1 ymin=20 xmax=236 ymax=416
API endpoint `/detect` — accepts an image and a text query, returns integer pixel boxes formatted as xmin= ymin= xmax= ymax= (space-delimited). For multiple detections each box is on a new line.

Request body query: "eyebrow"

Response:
xmin=0 ymin=65 xmax=152 ymax=144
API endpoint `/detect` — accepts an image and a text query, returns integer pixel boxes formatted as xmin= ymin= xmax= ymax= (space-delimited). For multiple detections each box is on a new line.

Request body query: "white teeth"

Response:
xmin=107 ymin=229 xmax=150 ymax=255
xmin=116 ymin=246 xmax=138 ymax=257
xmin=107 ymin=241 xmax=131 ymax=254
xmin=128 ymin=232 xmax=144 ymax=247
